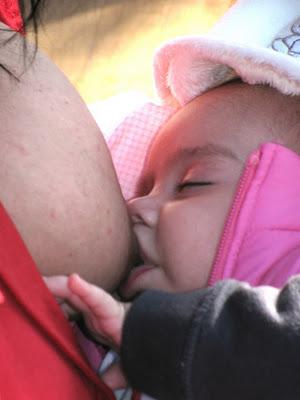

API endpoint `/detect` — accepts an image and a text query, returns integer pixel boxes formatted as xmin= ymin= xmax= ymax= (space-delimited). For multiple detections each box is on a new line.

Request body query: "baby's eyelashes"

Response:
xmin=177 ymin=181 xmax=213 ymax=193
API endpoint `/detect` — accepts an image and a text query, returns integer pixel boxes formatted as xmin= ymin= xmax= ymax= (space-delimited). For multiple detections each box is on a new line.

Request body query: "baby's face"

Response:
xmin=123 ymin=82 xmax=300 ymax=298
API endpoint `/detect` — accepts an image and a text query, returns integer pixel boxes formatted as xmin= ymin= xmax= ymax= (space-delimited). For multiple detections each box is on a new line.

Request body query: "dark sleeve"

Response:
xmin=120 ymin=277 xmax=300 ymax=400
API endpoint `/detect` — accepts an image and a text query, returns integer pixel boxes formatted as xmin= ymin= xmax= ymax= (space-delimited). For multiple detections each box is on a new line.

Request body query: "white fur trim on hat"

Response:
xmin=153 ymin=0 xmax=300 ymax=106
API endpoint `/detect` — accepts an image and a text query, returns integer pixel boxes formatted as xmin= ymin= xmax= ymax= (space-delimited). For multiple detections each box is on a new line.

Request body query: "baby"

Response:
xmin=46 ymin=79 xmax=300 ymax=392
xmin=121 ymin=81 xmax=300 ymax=298
xmin=46 ymin=0 xmax=300 ymax=398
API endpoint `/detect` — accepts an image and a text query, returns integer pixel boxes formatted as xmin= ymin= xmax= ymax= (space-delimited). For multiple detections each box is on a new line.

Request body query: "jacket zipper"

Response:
xmin=208 ymin=149 xmax=261 ymax=286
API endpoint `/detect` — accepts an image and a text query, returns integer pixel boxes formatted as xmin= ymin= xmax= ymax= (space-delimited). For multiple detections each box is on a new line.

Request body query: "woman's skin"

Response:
xmin=0 ymin=26 xmax=134 ymax=291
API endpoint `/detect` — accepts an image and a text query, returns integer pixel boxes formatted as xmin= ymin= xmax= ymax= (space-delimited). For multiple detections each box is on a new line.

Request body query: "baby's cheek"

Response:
xmin=157 ymin=201 xmax=201 ymax=271
xmin=158 ymin=196 xmax=227 ymax=289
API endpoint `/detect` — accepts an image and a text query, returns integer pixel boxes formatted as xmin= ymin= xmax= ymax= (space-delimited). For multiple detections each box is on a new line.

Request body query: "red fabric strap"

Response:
xmin=0 ymin=200 xmax=115 ymax=399
xmin=0 ymin=0 xmax=24 ymax=33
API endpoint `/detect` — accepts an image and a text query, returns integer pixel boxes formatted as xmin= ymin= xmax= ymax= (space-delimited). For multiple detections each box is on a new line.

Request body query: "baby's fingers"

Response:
xmin=44 ymin=275 xmax=92 ymax=316
xmin=43 ymin=275 xmax=70 ymax=299
xmin=68 ymin=274 xmax=120 ymax=318
xmin=68 ymin=274 xmax=126 ymax=346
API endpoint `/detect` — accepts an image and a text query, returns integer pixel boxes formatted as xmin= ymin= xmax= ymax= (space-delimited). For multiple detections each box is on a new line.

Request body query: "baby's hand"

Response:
xmin=44 ymin=274 xmax=130 ymax=389
xmin=43 ymin=275 xmax=79 ymax=320
xmin=68 ymin=274 xmax=130 ymax=349
xmin=44 ymin=274 xmax=130 ymax=349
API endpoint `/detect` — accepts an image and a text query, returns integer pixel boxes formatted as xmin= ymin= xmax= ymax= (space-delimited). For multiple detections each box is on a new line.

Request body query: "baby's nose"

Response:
xmin=127 ymin=195 xmax=159 ymax=228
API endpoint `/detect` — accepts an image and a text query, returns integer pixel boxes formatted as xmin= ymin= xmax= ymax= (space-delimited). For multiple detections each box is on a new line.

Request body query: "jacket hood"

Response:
xmin=209 ymin=142 xmax=300 ymax=288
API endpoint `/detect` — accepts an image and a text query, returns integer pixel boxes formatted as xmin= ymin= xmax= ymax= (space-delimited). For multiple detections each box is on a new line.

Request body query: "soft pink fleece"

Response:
xmin=209 ymin=142 xmax=300 ymax=288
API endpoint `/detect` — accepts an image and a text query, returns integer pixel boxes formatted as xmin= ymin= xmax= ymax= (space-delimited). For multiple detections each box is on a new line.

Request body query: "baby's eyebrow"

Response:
xmin=172 ymin=143 xmax=241 ymax=163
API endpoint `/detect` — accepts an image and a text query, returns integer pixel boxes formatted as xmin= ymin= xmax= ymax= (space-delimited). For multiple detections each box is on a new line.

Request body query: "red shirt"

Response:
xmin=0 ymin=202 xmax=115 ymax=400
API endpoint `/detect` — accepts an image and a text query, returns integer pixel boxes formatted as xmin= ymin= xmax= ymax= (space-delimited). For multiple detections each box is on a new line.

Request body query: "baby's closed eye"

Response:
xmin=177 ymin=181 xmax=213 ymax=193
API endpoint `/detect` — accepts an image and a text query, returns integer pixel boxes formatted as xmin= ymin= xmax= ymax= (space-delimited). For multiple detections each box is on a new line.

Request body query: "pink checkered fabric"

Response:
xmin=108 ymin=102 xmax=175 ymax=200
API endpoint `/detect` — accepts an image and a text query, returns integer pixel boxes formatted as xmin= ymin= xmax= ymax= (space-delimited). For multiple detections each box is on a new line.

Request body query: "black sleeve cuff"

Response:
xmin=120 ymin=289 xmax=208 ymax=400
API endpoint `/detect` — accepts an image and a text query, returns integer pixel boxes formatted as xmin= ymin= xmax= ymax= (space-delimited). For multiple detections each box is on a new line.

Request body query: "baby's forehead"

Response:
xmin=146 ymin=83 xmax=300 ymax=168
xmin=175 ymin=83 xmax=299 ymax=134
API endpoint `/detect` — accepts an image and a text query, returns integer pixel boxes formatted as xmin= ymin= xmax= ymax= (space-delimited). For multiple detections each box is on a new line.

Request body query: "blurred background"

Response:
xmin=36 ymin=0 xmax=232 ymax=104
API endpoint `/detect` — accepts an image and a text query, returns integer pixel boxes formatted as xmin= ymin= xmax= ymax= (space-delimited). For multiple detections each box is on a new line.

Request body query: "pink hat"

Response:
xmin=154 ymin=0 xmax=300 ymax=106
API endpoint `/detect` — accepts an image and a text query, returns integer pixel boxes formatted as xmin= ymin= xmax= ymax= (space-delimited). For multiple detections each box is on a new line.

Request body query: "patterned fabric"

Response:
xmin=73 ymin=324 xmax=107 ymax=372
xmin=107 ymin=102 xmax=175 ymax=200
xmin=272 ymin=18 xmax=300 ymax=56
xmin=98 ymin=351 xmax=155 ymax=400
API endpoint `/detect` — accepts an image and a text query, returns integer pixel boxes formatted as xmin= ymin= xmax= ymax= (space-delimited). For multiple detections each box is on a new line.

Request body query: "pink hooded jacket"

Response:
xmin=209 ymin=141 xmax=300 ymax=288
